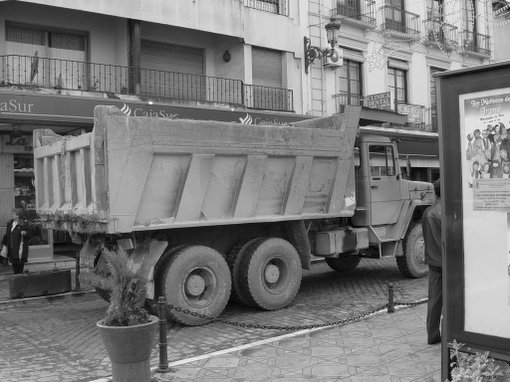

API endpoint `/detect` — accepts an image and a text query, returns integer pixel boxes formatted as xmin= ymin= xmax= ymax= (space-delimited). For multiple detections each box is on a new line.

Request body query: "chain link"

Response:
xmin=165 ymin=299 xmax=426 ymax=331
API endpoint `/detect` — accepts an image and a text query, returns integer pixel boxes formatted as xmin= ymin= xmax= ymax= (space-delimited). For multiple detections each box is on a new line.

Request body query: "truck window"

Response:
xmin=369 ymin=145 xmax=395 ymax=177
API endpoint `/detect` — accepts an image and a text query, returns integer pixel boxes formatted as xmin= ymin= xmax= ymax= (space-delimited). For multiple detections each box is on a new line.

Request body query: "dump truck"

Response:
xmin=33 ymin=105 xmax=435 ymax=325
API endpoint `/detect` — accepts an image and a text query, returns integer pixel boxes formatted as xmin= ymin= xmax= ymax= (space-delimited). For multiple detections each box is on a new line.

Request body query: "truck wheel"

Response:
xmin=325 ymin=255 xmax=361 ymax=272
xmin=230 ymin=238 xmax=265 ymax=307
xmin=157 ymin=246 xmax=231 ymax=326
xmin=397 ymin=222 xmax=429 ymax=278
xmin=238 ymin=238 xmax=302 ymax=310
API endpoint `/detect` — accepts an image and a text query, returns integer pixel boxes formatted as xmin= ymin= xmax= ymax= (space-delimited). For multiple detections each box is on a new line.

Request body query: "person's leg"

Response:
xmin=12 ymin=264 xmax=23 ymax=274
xmin=427 ymin=266 xmax=442 ymax=344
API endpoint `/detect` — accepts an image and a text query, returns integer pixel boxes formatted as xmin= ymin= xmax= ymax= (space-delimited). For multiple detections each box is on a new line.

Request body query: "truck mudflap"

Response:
xmin=79 ymin=236 xmax=168 ymax=300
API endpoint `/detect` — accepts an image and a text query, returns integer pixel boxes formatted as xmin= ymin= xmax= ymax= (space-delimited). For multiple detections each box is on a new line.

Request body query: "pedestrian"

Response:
xmin=1 ymin=208 xmax=29 ymax=274
xmin=423 ymin=179 xmax=442 ymax=345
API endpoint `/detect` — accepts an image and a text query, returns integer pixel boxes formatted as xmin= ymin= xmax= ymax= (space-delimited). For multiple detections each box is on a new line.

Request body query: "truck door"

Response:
xmin=368 ymin=143 xmax=401 ymax=225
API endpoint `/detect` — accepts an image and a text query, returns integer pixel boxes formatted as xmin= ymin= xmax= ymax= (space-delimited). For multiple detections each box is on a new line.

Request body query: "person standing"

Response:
xmin=423 ymin=179 xmax=442 ymax=345
xmin=2 ymin=208 xmax=29 ymax=274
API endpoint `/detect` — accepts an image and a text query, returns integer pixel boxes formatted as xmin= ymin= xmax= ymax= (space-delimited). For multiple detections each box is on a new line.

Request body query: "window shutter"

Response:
xmin=252 ymin=47 xmax=282 ymax=87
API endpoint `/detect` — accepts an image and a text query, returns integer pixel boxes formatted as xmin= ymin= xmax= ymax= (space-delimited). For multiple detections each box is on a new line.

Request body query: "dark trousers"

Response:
xmin=12 ymin=263 xmax=25 ymax=274
xmin=427 ymin=265 xmax=442 ymax=343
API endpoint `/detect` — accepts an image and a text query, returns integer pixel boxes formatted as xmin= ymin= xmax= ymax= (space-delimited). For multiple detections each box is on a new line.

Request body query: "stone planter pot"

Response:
xmin=97 ymin=315 xmax=159 ymax=382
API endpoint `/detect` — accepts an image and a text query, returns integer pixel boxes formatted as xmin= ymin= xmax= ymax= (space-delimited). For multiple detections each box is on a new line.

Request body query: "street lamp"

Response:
xmin=304 ymin=16 xmax=342 ymax=74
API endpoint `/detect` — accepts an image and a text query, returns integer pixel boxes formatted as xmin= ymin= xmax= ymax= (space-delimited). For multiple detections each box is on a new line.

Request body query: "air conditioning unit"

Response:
xmin=323 ymin=48 xmax=343 ymax=68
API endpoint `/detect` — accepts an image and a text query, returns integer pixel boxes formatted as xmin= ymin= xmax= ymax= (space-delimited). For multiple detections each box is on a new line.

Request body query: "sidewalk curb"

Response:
xmin=0 ymin=288 xmax=96 ymax=310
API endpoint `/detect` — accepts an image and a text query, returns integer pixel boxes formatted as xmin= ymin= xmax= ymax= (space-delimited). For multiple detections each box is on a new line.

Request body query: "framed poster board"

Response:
xmin=436 ymin=61 xmax=510 ymax=381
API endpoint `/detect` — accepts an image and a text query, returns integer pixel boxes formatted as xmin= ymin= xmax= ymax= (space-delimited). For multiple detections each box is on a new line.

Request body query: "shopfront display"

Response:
xmin=14 ymin=154 xmax=49 ymax=247
xmin=0 ymin=134 xmax=52 ymax=257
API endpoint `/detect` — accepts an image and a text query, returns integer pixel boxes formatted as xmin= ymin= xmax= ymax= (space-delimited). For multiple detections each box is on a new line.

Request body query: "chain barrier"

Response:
xmin=165 ymin=298 xmax=427 ymax=332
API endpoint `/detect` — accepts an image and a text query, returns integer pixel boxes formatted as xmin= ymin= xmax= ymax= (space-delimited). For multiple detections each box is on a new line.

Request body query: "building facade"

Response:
xmin=493 ymin=0 xmax=510 ymax=61
xmin=0 ymin=0 xmax=496 ymax=258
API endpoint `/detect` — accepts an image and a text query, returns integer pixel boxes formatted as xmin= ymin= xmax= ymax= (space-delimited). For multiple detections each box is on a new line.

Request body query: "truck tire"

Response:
xmin=397 ymin=222 xmax=429 ymax=278
xmin=238 ymin=238 xmax=302 ymax=310
xmin=230 ymin=238 xmax=265 ymax=307
xmin=325 ymin=255 xmax=361 ymax=272
xmin=157 ymin=245 xmax=231 ymax=326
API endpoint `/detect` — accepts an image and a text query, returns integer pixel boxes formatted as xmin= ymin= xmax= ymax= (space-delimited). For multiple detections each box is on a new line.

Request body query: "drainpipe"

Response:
xmin=319 ymin=0 xmax=326 ymax=116
xmin=128 ymin=19 xmax=141 ymax=94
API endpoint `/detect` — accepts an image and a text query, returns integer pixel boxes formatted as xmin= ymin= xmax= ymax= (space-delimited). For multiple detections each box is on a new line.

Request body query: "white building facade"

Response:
xmin=0 ymin=0 xmax=497 ymax=257
xmin=306 ymin=0 xmax=494 ymax=130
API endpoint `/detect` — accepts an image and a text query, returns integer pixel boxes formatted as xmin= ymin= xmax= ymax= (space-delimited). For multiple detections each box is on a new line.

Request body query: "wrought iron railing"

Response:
xmin=331 ymin=0 xmax=376 ymax=26
xmin=381 ymin=5 xmax=420 ymax=35
xmin=245 ymin=84 xmax=293 ymax=111
xmin=461 ymin=30 xmax=491 ymax=56
xmin=0 ymin=55 xmax=294 ymax=112
xmin=424 ymin=19 xmax=458 ymax=48
xmin=333 ymin=91 xmax=363 ymax=113
xmin=243 ymin=0 xmax=288 ymax=16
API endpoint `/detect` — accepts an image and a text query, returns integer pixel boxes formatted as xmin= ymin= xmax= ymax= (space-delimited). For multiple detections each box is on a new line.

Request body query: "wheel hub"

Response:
xmin=185 ymin=274 xmax=206 ymax=296
xmin=264 ymin=263 xmax=280 ymax=284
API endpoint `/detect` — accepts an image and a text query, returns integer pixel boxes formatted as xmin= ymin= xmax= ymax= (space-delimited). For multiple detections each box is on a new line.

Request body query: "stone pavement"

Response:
xmin=0 ymin=258 xmax=441 ymax=381
xmin=143 ymin=303 xmax=442 ymax=382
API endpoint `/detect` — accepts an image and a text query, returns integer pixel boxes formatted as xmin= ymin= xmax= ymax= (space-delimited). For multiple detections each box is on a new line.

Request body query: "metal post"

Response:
xmin=387 ymin=283 xmax=395 ymax=313
xmin=157 ymin=296 xmax=169 ymax=373
xmin=74 ymin=251 xmax=81 ymax=291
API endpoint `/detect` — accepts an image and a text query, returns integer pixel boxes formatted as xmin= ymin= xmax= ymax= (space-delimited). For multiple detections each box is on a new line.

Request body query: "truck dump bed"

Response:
xmin=33 ymin=105 xmax=360 ymax=234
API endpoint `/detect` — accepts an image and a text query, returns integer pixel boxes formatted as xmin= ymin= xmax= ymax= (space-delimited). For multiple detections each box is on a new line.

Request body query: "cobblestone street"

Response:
xmin=0 ymin=258 xmax=429 ymax=381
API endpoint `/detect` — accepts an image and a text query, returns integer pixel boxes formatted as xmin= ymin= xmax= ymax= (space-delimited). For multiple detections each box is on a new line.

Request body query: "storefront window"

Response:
xmin=14 ymin=154 xmax=48 ymax=246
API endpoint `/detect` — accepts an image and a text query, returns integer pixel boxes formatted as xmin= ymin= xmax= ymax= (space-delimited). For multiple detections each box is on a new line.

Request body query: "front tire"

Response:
xmin=156 ymin=246 xmax=231 ymax=326
xmin=238 ymin=238 xmax=302 ymax=310
xmin=396 ymin=222 xmax=429 ymax=278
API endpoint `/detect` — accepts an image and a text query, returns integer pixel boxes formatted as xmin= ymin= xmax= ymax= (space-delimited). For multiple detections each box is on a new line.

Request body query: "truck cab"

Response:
xmin=352 ymin=134 xmax=435 ymax=274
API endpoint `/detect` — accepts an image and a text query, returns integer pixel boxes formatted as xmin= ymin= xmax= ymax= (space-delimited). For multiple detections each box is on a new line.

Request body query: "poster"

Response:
xmin=460 ymin=88 xmax=510 ymax=338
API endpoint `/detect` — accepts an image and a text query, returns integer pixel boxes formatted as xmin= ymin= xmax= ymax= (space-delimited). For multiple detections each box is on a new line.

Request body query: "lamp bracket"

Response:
xmin=304 ymin=37 xmax=337 ymax=74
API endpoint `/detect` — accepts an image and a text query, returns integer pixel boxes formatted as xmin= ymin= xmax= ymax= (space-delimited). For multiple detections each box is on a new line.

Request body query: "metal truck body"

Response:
xmin=33 ymin=105 xmax=435 ymax=325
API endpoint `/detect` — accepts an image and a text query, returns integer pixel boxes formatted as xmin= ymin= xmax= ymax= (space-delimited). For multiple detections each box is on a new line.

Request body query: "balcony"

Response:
xmin=423 ymin=106 xmax=438 ymax=132
xmin=380 ymin=5 xmax=420 ymax=37
xmin=331 ymin=0 xmax=376 ymax=29
xmin=0 ymin=55 xmax=293 ymax=112
xmin=460 ymin=30 xmax=491 ymax=58
xmin=423 ymin=19 xmax=458 ymax=51
xmin=333 ymin=91 xmax=364 ymax=114
xmin=243 ymin=0 xmax=288 ymax=16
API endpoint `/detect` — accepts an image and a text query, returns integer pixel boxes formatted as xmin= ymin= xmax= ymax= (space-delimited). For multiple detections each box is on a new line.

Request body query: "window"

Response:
xmin=335 ymin=59 xmax=362 ymax=107
xmin=336 ymin=0 xmax=360 ymax=19
xmin=427 ymin=0 xmax=444 ymax=20
xmin=369 ymin=145 xmax=395 ymax=177
xmin=388 ymin=65 xmax=407 ymax=111
xmin=429 ymin=67 xmax=445 ymax=131
xmin=5 ymin=23 xmax=87 ymax=89
xmin=384 ymin=0 xmax=406 ymax=32
xmin=243 ymin=0 xmax=288 ymax=16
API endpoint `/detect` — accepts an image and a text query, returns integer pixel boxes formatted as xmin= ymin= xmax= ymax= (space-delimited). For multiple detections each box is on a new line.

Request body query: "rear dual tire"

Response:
xmin=233 ymin=238 xmax=302 ymax=311
xmin=156 ymin=245 xmax=231 ymax=326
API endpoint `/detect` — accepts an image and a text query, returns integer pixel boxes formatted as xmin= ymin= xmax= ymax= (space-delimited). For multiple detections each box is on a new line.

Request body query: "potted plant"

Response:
xmin=96 ymin=247 xmax=159 ymax=382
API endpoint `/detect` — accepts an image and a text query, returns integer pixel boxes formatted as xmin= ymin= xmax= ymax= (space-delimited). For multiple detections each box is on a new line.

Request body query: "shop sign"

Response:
xmin=0 ymin=93 xmax=309 ymax=126
xmin=364 ymin=92 xmax=391 ymax=111
xmin=396 ymin=103 xmax=424 ymax=124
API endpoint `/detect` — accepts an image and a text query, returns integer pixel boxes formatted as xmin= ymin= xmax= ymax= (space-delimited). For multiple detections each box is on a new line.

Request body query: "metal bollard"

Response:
xmin=387 ymin=283 xmax=395 ymax=313
xmin=157 ymin=296 xmax=170 ymax=373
